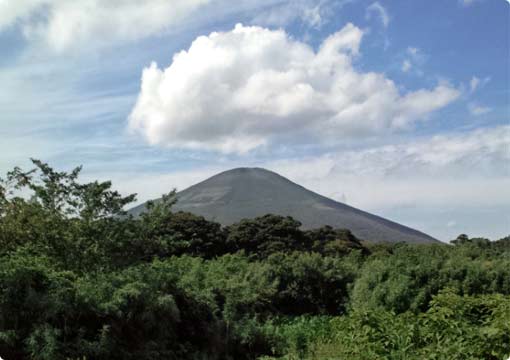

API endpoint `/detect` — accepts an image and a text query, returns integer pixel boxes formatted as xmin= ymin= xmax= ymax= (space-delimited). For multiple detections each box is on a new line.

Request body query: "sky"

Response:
xmin=0 ymin=0 xmax=509 ymax=241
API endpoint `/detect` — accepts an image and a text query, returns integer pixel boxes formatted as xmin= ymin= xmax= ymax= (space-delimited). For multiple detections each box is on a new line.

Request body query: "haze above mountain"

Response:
xmin=129 ymin=167 xmax=438 ymax=244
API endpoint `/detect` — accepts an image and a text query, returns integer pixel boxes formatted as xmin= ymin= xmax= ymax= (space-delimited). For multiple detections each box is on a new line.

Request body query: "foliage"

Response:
xmin=0 ymin=161 xmax=509 ymax=359
xmin=305 ymin=226 xmax=367 ymax=256
xmin=265 ymin=252 xmax=360 ymax=315
xmin=266 ymin=290 xmax=510 ymax=360
xmin=351 ymin=242 xmax=510 ymax=313
xmin=226 ymin=215 xmax=307 ymax=258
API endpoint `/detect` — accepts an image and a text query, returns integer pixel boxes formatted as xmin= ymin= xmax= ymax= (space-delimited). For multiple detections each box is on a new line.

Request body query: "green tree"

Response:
xmin=226 ymin=215 xmax=307 ymax=257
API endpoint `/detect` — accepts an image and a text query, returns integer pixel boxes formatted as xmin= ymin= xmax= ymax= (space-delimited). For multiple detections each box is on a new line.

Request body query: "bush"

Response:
xmin=1 ymin=161 xmax=509 ymax=359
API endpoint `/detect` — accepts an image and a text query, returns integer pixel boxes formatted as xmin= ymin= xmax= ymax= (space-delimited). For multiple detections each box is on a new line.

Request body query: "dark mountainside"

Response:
xmin=129 ymin=167 xmax=437 ymax=243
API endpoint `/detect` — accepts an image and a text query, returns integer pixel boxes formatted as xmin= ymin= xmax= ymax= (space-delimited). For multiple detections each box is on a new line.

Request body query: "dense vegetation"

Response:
xmin=0 ymin=160 xmax=509 ymax=359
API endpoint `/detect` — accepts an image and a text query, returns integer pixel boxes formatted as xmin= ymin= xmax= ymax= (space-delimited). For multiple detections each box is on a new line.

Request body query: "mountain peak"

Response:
xmin=210 ymin=167 xmax=282 ymax=178
xmin=222 ymin=167 xmax=270 ymax=172
xmin=130 ymin=168 xmax=438 ymax=244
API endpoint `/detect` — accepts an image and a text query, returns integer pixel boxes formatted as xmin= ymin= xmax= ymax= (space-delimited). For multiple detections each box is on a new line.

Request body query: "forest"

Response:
xmin=0 ymin=160 xmax=509 ymax=360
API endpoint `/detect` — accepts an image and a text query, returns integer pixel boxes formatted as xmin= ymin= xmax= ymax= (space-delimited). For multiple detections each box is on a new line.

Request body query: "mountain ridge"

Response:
xmin=129 ymin=167 xmax=438 ymax=244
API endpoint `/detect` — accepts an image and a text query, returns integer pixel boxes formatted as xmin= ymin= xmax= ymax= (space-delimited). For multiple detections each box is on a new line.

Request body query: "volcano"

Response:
xmin=129 ymin=167 xmax=437 ymax=243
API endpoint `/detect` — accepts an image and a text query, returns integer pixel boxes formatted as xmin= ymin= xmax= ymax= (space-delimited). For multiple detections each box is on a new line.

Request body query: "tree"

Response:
xmin=0 ymin=159 xmax=137 ymax=270
xmin=2 ymin=159 xmax=135 ymax=219
xmin=305 ymin=226 xmax=367 ymax=256
xmin=451 ymin=233 xmax=470 ymax=245
xmin=138 ymin=210 xmax=226 ymax=259
xmin=226 ymin=215 xmax=306 ymax=257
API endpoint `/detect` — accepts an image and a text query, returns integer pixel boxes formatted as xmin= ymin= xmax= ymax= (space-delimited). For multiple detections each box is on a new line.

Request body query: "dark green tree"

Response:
xmin=226 ymin=214 xmax=307 ymax=257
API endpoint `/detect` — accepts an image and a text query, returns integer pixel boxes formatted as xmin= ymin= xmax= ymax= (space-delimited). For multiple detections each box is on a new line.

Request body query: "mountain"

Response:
xmin=129 ymin=167 xmax=438 ymax=243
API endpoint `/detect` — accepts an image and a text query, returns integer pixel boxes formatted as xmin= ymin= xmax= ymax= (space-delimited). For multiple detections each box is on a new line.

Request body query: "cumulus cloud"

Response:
xmin=0 ymin=0 xmax=211 ymax=51
xmin=129 ymin=23 xmax=460 ymax=154
xmin=366 ymin=2 xmax=390 ymax=28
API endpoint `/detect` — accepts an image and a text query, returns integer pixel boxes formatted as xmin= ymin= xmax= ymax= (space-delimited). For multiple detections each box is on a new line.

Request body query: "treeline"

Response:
xmin=0 ymin=160 xmax=509 ymax=359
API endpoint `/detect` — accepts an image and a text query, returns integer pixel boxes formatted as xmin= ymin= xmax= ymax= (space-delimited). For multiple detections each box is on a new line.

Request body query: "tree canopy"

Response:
xmin=0 ymin=160 xmax=508 ymax=359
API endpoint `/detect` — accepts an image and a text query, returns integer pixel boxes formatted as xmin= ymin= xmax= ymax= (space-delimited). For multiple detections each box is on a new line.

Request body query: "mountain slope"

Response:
xmin=129 ymin=167 xmax=438 ymax=243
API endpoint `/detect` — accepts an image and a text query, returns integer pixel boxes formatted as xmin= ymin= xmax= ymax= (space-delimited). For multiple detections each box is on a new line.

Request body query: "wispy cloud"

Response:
xmin=264 ymin=125 xmax=510 ymax=208
xmin=1 ymin=0 xmax=212 ymax=51
xmin=366 ymin=2 xmax=390 ymax=28
xmin=401 ymin=46 xmax=426 ymax=75
xmin=469 ymin=75 xmax=490 ymax=93
xmin=0 ymin=0 xmax=294 ymax=52
xmin=459 ymin=0 xmax=482 ymax=7
xmin=250 ymin=0 xmax=351 ymax=29
xmin=447 ymin=220 xmax=457 ymax=228
xmin=401 ymin=59 xmax=412 ymax=72
xmin=468 ymin=102 xmax=492 ymax=116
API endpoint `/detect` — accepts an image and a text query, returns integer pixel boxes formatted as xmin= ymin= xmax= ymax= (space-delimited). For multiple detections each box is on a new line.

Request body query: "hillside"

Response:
xmin=129 ymin=167 xmax=437 ymax=243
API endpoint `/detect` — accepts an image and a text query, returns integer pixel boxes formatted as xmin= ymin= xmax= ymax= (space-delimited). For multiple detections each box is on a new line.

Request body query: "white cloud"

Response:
xmin=0 ymin=0 xmax=45 ymax=29
xmin=0 ymin=0 xmax=211 ymax=51
xmin=401 ymin=60 xmax=411 ymax=72
xmin=366 ymin=2 xmax=390 ymax=28
xmin=459 ymin=0 xmax=481 ymax=7
xmin=250 ymin=0 xmax=347 ymax=29
xmin=303 ymin=4 xmax=324 ymax=28
xmin=264 ymin=125 xmax=510 ymax=210
xmin=401 ymin=46 xmax=426 ymax=74
xmin=447 ymin=220 xmax=457 ymax=228
xmin=408 ymin=47 xmax=418 ymax=55
xmin=129 ymin=23 xmax=460 ymax=154
xmin=470 ymin=76 xmax=480 ymax=92
xmin=468 ymin=102 xmax=492 ymax=116
xmin=467 ymin=77 xmax=491 ymax=116
xmin=469 ymin=75 xmax=490 ymax=93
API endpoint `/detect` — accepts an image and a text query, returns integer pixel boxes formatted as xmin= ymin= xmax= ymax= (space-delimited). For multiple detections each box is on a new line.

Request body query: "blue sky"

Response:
xmin=0 ymin=0 xmax=508 ymax=241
